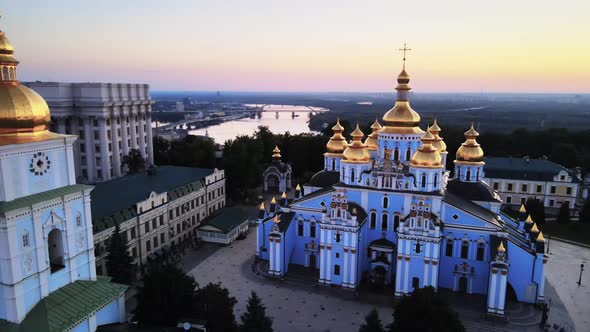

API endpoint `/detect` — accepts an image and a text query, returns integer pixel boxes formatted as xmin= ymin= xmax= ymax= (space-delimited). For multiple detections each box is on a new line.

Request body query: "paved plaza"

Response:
xmin=181 ymin=225 xmax=584 ymax=332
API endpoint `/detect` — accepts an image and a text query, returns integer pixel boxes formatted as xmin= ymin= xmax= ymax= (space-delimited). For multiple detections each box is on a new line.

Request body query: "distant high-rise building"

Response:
xmin=176 ymin=101 xmax=185 ymax=112
xmin=25 ymin=82 xmax=155 ymax=183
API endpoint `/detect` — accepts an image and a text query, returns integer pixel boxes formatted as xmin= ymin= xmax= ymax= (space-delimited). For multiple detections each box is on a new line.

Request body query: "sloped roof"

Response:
xmin=446 ymin=179 xmax=500 ymax=202
xmin=198 ymin=207 xmax=248 ymax=233
xmin=308 ymin=170 xmax=340 ymax=188
xmin=0 ymin=184 xmax=92 ymax=216
xmin=484 ymin=157 xmax=580 ymax=182
xmin=0 ymin=277 xmax=127 ymax=332
xmin=443 ymin=191 xmax=503 ymax=228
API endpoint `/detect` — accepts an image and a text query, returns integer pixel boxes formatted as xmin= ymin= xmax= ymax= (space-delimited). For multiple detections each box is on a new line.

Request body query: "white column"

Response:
xmin=268 ymin=240 xmax=275 ymax=272
xmin=110 ymin=115 xmax=122 ymax=177
xmin=83 ymin=117 xmax=96 ymax=182
xmin=404 ymin=259 xmax=410 ymax=293
xmin=98 ymin=118 xmax=111 ymax=181
xmin=319 ymin=248 xmax=325 ymax=280
xmin=275 ymin=239 xmax=281 ymax=274
xmin=498 ymin=273 xmax=507 ymax=313
xmin=326 ymin=248 xmax=332 ymax=282
xmin=129 ymin=110 xmax=138 ymax=150
xmin=488 ymin=272 xmax=497 ymax=310
xmin=423 ymin=261 xmax=429 ymax=287
xmin=431 ymin=263 xmax=438 ymax=288
xmin=138 ymin=111 xmax=147 ymax=159
xmin=350 ymin=252 xmax=357 ymax=285
xmin=343 ymin=250 xmax=349 ymax=285
xmin=120 ymin=112 xmax=130 ymax=157
xmin=146 ymin=112 xmax=154 ymax=165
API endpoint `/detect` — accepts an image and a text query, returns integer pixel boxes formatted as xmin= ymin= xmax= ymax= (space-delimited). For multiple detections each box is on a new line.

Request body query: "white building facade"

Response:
xmin=24 ymin=82 xmax=155 ymax=183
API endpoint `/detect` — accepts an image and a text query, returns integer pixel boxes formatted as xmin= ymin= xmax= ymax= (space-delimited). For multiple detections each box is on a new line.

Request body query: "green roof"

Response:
xmin=199 ymin=207 xmax=248 ymax=233
xmin=0 ymin=278 xmax=128 ymax=332
xmin=0 ymin=184 xmax=92 ymax=216
xmin=91 ymin=166 xmax=214 ymax=233
xmin=484 ymin=157 xmax=581 ymax=182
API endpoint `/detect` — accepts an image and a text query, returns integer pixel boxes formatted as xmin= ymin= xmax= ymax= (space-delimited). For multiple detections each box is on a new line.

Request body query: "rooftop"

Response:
xmin=484 ymin=157 xmax=580 ymax=182
xmin=91 ymin=166 xmax=214 ymax=232
xmin=199 ymin=207 xmax=249 ymax=233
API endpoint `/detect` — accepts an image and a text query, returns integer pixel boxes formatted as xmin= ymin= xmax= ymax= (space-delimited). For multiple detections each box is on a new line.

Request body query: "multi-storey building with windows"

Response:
xmin=483 ymin=157 xmax=581 ymax=213
xmin=90 ymin=166 xmax=225 ymax=275
xmin=24 ymin=81 xmax=155 ymax=183
xmin=257 ymin=61 xmax=548 ymax=318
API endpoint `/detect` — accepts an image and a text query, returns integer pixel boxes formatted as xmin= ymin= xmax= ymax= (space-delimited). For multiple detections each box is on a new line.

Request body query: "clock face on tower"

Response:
xmin=30 ymin=152 xmax=51 ymax=176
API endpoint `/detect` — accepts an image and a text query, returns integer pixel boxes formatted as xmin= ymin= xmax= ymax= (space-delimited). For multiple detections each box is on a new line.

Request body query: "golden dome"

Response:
xmin=525 ymin=215 xmax=533 ymax=224
xmin=455 ymin=122 xmax=484 ymax=165
xmin=497 ymin=241 xmax=506 ymax=252
xmin=0 ymin=28 xmax=56 ymax=146
xmin=259 ymin=202 xmax=265 ymax=210
xmin=325 ymin=118 xmax=347 ymax=154
xmin=381 ymin=67 xmax=424 ymax=135
xmin=537 ymin=231 xmax=545 ymax=242
xmin=342 ymin=123 xmax=371 ymax=163
xmin=429 ymin=117 xmax=447 ymax=153
xmin=272 ymin=145 xmax=281 ymax=159
xmin=281 ymin=191 xmax=286 ymax=199
xmin=296 ymin=184 xmax=301 ymax=191
xmin=410 ymin=125 xmax=442 ymax=168
xmin=364 ymin=118 xmax=381 ymax=151
xmin=531 ymin=223 xmax=539 ymax=233
xmin=519 ymin=204 xmax=527 ymax=213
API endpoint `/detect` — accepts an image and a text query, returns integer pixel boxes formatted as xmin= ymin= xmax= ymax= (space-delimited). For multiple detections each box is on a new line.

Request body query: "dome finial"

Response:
xmin=399 ymin=43 xmax=412 ymax=70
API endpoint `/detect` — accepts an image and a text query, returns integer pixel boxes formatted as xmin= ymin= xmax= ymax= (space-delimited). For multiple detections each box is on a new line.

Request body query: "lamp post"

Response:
xmin=547 ymin=234 xmax=551 ymax=254
xmin=578 ymin=263 xmax=584 ymax=286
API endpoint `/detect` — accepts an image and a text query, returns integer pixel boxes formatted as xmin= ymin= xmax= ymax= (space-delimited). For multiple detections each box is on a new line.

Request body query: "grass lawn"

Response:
xmin=540 ymin=222 xmax=590 ymax=245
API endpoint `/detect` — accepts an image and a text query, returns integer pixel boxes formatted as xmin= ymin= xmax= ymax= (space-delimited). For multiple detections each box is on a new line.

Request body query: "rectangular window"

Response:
xmin=176 ymin=224 xmax=180 ymax=234
xmin=154 ymin=236 xmax=158 ymax=248
xmin=152 ymin=219 xmax=157 ymax=229
xmin=176 ymin=207 xmax=180 ymax=216
xmin=507 ymin=183 xmax=513 ymax=191
xmin=310 ymin=224 xmax=316 ymax=238
xmin=549 ymin=199 xmax=554 ymax=207
xmin=169 ymin=211 xmax=173 ymax=220
xmin=297 ymin=222 xmax=303 ymax=236
xmin=566 ymin=187 xmax=572 ymax=195
xmin=334 ymin=265 xmax=340 ymax=275
xmin=506 ymin=196 xmax=512 ymax=204
xmin=461 ymin=242 xmax=469 ymax=259
xmin=160 ymin=233 xmax=165 ymax=244
xmin=146 ymin=240 xmax=151 ymax=251
xmin=493 ymin=182 xmax=499 ymax=190
xmin=536 ymin=185 xmax=542 ymax=193
xmin=550 ymin=186 xmax=556 ymax=194
xmin=521 ymin=184 xmax=527 ymax=192
xmin=130 ymin=227 xmax=136 ymax=239
xmin=335 ymin=232 xmax=341 ymax=243
xmin=160 ymin=215 xmax=164 ymax=226
xmin=132 ymin=247 xmax=137 ymax=258
xmin=476 ymin=244 xmax=485 ymax=261
xmin=445 ymin=240 xmax=453 ymax=256
xmin=412 ymin=277 xmax=420 ymax=290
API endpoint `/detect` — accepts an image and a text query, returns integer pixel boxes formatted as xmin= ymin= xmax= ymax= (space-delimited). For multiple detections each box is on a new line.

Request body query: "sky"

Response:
xmin=3 ymin=0 xmax=590 ymax=93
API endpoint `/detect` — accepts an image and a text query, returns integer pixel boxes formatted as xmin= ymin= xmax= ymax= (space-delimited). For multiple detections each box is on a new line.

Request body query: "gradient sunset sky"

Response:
xmin=3 ymin=0 xmax=589 ymax=93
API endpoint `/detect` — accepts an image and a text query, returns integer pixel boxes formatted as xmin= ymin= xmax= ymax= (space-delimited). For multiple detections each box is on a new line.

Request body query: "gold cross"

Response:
xmin=398 ymin=43 xmax=412 ymax=69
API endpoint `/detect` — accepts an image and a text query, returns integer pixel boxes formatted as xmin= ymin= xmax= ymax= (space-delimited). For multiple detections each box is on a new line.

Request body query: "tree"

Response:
xmin=195 ymin=283 xmax=237 ymax=332
xmin=556 ymin=202 xmax=571 ymax=224
xmin=153 ymin=136 xmax=170 ymax=165
xmin=550 ymin=143 xmax=577 ymax=168
xmin=134 ymin=262 xmax=198 ymax=327
xmin=105 ymin=222 xmax=134 ymax=284
xmin=525 ymin=198 xmax=546 ymax=225
xmin=239 ymin=291 xmax=273 ymax=332
xmin=388 ymin=286 xmax=464 ymax=332
xmin=122 ymin=148 xmax=146 ymax=173
xmin=168 ymin=135 xmax=216 ymax=168
xmin=359 ymin=308 xmax=385 ymax=332
xmin=580 ymin=196 xmax=590 ymax=223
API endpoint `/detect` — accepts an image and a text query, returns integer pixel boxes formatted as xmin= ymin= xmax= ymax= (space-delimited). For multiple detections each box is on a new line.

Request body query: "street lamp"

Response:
xmin=547 ymin=234 xmax=551 ymax=254
xmin=578 ymin=263 xmax=584 ymax=286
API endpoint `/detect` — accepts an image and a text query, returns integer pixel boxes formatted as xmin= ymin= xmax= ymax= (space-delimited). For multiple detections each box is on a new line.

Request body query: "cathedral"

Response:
xmin=256 ymin=59 xmax=547 ymax=316
xmin=0 ymin=26 xmax=126 ymax=331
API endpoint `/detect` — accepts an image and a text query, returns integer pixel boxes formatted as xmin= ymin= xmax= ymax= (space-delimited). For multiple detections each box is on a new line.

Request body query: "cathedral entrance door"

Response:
xmin=373 ymin=266 xmax=386 ymax=289
xmin=309 ymin=254 xmax=316 ymax=269
xmin=266 ymin=174 xmax=280 ymax=193
xmin=459 ymin=276 xmax=468 ymax=293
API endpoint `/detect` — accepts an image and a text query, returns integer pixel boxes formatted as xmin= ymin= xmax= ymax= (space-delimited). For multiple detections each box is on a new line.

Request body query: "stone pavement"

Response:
xmin=182 ymin=225 xmax=582 ymax=332
xmin=543 ymin=239 xmax=589 ymax=332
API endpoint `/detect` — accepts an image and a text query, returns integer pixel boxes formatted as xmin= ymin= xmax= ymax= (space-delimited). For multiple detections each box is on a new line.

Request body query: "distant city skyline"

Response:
xmin=3 ymin=0 xmax=589 ymax=93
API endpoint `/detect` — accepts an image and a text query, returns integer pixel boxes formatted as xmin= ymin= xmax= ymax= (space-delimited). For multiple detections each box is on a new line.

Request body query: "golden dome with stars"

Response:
xmin=455 ymin=122 xmax=485 ymax=165
xmin=342 ymin=123 xmax=371 ymax=163
xmin=410 ymin=125 xmax=442 ymax=168
xmin=325 ymin=118 xmax=348 ymax=154
xmin=364 ymin=118 xmax=382 ymax=151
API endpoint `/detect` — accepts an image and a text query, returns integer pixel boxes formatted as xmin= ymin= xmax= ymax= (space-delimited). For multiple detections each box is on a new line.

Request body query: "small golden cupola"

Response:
xmin=342 ymin=123 xmax=371 ymax=163
xmin=381 ymin=55 xmax=424 ymax=135
xmin=364 ymin=118 xmax=382 ymax=151
xmin=0 ymin=27 xmax=54 ymax=145
xmin=429 ymin=117 xmax=447 ymax=153
xmin=455 ymin=122 xmax=484 ymax=165
xmin=325 ymin=118 xmax=348 ymax=155
xmin=272 ymin=146 xmax=282 ymax=161
xmin=410 ymin=125 xmax=442 ymax=168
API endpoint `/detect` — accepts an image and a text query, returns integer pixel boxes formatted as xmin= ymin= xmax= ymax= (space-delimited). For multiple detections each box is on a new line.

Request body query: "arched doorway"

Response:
xmin=266 ymin=174 xmax=280 ymax=193
xmin=373 ymin=266 xmax=387 ymax=289
xmin=309 ymin=254 xmax=316 ymax=269
xmin=48 ymin=229 xmax=64 ymax=273
xmin=458 ymin=276 xmax=468 ymax=293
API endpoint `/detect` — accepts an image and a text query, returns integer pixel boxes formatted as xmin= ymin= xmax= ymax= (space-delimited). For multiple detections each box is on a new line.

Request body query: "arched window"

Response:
xmin=406 ymin=148 xmax=411 ymax=161
xmin=22 ymin=231 xmax=30 ymax=247
xmin=334 ymin=264 xmax=341 ymax=275
xmin=461 ymin=240 xmax=469 ymax=259
xmin=370 ymin=212 xmax=376 ymax=229
xmin=433 ymin=174 xmax=438 ymax=188
xmin=2 ymin=67 xmax=8 ymax=80
xmin=394 ymin=215 xmax=400 ymax=231
xmin=476 ymin=168 xmax=480 ymax=181
xmin=48 ymin=229 xmax=65 ymax=273
xmin=383 ymin=196 xmax=389 ymax=209
xmin=76 ymin=213 xmax=82 ymax=227
xmin=381 ymin=214 xmax=388 ymax=231
xmin=331 ymin=159 xmax=336 ymax=171
xmin=350 ymin=168 xmax=355 ymax=183
xmin=393 ymin=148 xmax=399 ymax=161
xmin=466 ymin=169 xmax=471 ymax=182
xmin=10 ymin=67 xmax=16 ymax=80
xmin=421 ymin=174 xmax=427 ymax=188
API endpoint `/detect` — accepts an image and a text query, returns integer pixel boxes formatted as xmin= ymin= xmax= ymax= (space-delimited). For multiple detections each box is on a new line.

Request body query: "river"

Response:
xmin=185 ymin=104 xmax=328 ymax=144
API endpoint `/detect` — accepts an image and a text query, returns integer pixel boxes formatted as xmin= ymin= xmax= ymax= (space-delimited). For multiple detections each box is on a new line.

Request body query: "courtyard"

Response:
xmin=181 ymin=224 xmax=584 ymax=332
